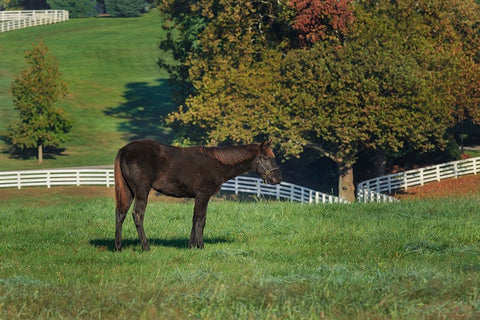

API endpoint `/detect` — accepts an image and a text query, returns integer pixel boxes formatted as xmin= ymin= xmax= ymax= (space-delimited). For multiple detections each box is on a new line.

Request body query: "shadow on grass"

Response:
xmin=90 ymin=237 xmax=231 ymax=251
xmin=0 ymin=145 xmax=68 ymax=161
xmin=104 ymin=78 xmax=175 ymax=142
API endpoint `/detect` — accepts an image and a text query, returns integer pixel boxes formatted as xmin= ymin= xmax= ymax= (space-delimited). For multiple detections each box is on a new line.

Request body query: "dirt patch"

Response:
xmin=394 ymin=174 xmax=480 ymax=200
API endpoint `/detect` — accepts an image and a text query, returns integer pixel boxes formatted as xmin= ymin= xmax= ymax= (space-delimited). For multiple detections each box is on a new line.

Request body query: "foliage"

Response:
xmin=47 ymin=0 xmax=97 ymax=17
xmin=104 ymin=0 xmax=147 ymax=17
xmin=1 ymin=41 xmax=72 ymax=164
xmin=0 ymin=194 xmax=479 ymax=319
xmin=157 ymin=0 xmax=208 ymax=107
xmin=163 ymin=0 xmax=294 ymax=146
xmin=158 ymin=0 xmax=292 ymax=108
xmin=288 ymin=0 xmax=355 ymax=46
xmin=162 ymin=0 xmax=480 ymax=201
xmin=423 ymin=0 xmax=480 ymax=126
xmin=1 ymin=0 xmax=48 ymax=10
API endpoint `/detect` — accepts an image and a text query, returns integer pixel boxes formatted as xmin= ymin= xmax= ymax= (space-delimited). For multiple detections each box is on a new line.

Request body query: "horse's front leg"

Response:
xmin=189 ymin=194 xmax=210 ymax=249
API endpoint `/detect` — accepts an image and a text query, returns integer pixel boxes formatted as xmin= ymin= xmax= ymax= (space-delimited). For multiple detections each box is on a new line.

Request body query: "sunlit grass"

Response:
xmin=0 ymin=10 xmax=173 ymax=170
xmin=0 ymin=192 xmax=479 ymax=319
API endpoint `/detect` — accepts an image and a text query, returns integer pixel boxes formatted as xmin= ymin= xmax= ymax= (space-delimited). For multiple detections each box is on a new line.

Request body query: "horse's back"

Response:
xmin=117 ymin=140 xmax=204 ymax=198
xmin=117 ymin=140 xmax=172 ymax=181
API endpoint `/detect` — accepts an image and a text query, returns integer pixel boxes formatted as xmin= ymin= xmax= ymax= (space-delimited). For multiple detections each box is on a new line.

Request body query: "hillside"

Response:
xmin=0 ymin=10 xmax=174 ymax=170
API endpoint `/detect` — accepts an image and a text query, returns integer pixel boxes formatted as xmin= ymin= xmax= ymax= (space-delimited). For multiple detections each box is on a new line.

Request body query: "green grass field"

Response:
xmin=0 ymin=190 xmax=479 ymax=319
xmin=0 ymin=10 xmax=174 ymax=170
xmin=1 ymin=13 xmax=479 ymax=319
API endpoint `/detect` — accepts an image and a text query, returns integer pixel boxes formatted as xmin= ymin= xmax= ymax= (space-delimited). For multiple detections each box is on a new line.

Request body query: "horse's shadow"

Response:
xmin=89 ymin=237 xmax=231 ymax=251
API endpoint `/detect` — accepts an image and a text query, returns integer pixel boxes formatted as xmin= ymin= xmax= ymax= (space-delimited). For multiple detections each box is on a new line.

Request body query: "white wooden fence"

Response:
xmin=0 ymin=167 xmax=347 ymax=204
xmin=221 ymin=175 xmax=348 ymax=204
xmin=4 ymin=157 xmax=476 ymax=204
xmin=357 ymin=156 xmax=480 ymax=203
xmin=0 ymin=10 xmax=69 ymax=32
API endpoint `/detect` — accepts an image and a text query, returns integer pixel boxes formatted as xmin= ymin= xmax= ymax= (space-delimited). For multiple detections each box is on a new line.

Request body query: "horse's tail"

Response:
xmin=114 ymin=152 xmax=129 ymax=213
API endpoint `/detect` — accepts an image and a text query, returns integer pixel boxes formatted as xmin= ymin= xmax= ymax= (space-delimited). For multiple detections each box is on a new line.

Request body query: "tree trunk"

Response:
xmin=338 ymin=162 xmax=355 ymax=202
xmin=374 ymin=149 xmax=386 ymax=177
xmin=38 ymin=144 xmax=43 ymax=164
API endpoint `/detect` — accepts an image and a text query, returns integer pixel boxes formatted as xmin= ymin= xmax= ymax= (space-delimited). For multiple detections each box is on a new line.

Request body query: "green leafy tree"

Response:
xmin=163 ymin=0 xmax=479 ymax=201
xmin=351 ymin=0 xmax=480 ymax=172
xmin=47 ymin=0 xmax=97 ymax=17
xmin=164 ymin=0 xmax=293 ymax=141
xmin=2 ymin=0 xmax=48 ymax=9
xmin=2 ymin=41 xmax=72 ymax=164
xmin=419 ymin=0 xmax=480 ymax=125
xmin=105 ymin=0 xmax=147 ymax=17
xmin=157 ymin=0 xmax=209 ymax=107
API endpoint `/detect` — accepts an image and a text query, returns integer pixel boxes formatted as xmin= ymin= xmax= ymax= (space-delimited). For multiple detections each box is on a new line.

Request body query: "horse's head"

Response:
xmin=254 ymin=140 xmax=282 ymax=185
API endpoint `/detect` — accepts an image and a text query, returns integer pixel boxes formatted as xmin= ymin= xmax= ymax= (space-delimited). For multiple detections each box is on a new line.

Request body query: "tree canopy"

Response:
xmin=160 ymin=0 xmax=480 ymax=201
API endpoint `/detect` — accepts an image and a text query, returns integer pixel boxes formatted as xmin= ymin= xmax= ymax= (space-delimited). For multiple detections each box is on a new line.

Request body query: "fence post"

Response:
xmin=17 ymin=172 xmax=21 ymax=189
xmin=235 ymin=177 xmax=239 ymax=195
xmin=47 ymin=171 xmax=51 ymax=188
xmin=276 ymin=184 xmax=280 ymax=200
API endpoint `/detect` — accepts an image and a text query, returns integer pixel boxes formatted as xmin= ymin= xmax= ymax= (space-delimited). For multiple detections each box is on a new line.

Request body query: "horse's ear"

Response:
xmin=261 ymin=139 xmax=272 ymax=148
xmin=260 ymin=140 xmax=275 ymax=157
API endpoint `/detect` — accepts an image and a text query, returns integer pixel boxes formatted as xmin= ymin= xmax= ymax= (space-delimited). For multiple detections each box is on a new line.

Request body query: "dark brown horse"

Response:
xmin=114 ymin=139 xmax=281 ymax=251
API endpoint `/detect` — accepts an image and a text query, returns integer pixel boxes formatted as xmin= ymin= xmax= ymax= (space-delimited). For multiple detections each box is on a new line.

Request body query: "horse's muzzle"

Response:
xmin=264 ymin=170 xmax=282 ymax=185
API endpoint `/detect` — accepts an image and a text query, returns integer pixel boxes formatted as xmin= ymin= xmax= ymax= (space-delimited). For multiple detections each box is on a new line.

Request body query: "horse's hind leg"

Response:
xmin=132 ymin=195 xmax=150 ymax=251
xmin=115 ymin=194 xmax=133 ymax=251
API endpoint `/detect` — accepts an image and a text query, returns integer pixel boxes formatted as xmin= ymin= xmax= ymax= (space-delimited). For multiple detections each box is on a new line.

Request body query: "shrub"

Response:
xmin=47 ymin=0 xmax=97 ymax=18
xmin=104 ymin=0 xmax=146 ymax=17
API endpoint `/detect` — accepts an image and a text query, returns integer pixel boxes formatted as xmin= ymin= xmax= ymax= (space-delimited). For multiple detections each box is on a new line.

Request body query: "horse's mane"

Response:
xmin=197 ymin=144 xmax=260 ymax=166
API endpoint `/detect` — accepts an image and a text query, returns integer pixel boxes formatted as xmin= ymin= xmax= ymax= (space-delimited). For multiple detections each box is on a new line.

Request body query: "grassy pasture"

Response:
xmin=0 ymin=189 xmax=479 ymax=319
xmin=0 ymin=10 xmax=174 ymax=170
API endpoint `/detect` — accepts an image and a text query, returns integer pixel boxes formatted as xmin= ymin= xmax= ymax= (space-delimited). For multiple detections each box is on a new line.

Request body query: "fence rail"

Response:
xmin=0 ymin=167 xmax=347 ymax=204
xmin=1 ymin=10 xmax=69 ymax=32
xmin=221 ymin=175 xmax=347 ymax=204
xmin=357 ymin=156 xmax=480 ymax=203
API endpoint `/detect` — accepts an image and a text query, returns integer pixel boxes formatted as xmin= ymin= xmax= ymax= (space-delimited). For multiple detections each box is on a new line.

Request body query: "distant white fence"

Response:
xmin=357 ymin=156 xmax=480 ymax=203
xmin=0 ymin=10 xmax=69 ymax=32
xmin=221 ymin=175 xmax=348 ymax=204
xmin=0 ymin=167 xmax=347 ymax=204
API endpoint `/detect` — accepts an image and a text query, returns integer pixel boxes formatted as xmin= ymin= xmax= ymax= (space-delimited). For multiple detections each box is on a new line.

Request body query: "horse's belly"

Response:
xmin=152 ymin=180 xmax=195 ymax=198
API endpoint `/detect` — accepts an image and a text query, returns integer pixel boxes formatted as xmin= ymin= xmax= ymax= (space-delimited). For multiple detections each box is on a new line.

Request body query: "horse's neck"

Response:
xmin=220 ymin=157 xmax=255 ymax=182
